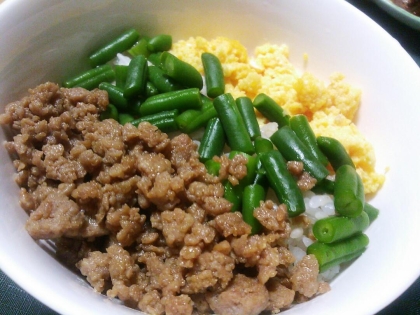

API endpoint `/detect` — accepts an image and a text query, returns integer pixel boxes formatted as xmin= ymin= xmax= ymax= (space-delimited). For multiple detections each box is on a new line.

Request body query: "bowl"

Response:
xmin=372 ymin=0 xmax=420 ymax=31
xmin=1 ymin=0 xmax=420 ymax=315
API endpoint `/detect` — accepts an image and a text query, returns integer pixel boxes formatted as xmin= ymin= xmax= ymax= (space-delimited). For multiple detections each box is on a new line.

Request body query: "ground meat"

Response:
xmin=206 ymin=274 xmax=269 ymax=315
xmin=0 ymin=83 xmax=331 ymax=315
xmin=290 ymin=254 xmax=329 ymax=298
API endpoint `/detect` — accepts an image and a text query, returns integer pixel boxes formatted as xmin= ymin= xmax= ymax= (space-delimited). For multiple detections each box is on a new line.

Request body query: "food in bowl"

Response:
xmin=0 ymin=29 xmax=385 ymax=315
xmin=391 ymin=0 xmax=420 ymax=16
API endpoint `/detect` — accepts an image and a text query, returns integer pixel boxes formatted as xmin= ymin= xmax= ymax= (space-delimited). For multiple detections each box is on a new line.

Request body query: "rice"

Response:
xmin=288 ymin=191 xmax=341 ymax=281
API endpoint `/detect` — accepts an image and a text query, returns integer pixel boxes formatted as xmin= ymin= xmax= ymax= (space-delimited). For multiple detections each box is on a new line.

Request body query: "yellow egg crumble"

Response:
xmin=170 ymin=37 xmax=385 ymax=194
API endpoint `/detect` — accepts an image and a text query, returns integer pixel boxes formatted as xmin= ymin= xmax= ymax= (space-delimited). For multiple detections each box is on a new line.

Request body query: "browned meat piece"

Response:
xmin=106 ymin=204 xmax=146 ymax=247
xmin=266 ymin=277 xmax=295 ymax=312
xmin=77 ymin=251 xmax=110 ymax=292
xmin=297 ymin=171 xmax=317 ymax=191
xmin=164 ymin=294 xmax=194 ymax=315
xmin=161 ymin=208 xmax=195 ymax=247
xmin=214 ymin=211 xmax=251 ymax=237
xmin=186 ymin=181 xmax=232 ymax=216
xmin=253 ymin=200 xmax=290 ymax=237
xmin=287 ymin=160 xmax=304 ymax=175
xmin=206 ymin=274 xmax=269 ymax=315
xmin=138 ymin=290 xmax=165 ymax=315
xmin=25 ymin=192 xmax=85 ymax=239
xmin=290 ymin=254 xmax=329 ymax=298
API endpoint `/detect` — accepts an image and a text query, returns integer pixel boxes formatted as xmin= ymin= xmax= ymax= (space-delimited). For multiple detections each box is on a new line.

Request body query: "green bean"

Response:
xmin=124 ymin=55 xmax=148 ymax=99
xmin=128 ymin=37 xmax=150 ymax=57
xmin=67 ymin=67 xmax=116 ymax=90
xmin=139 ymin=88 xmax=202 ymax=116
xmin=148 ymin=52 xmax=163 ymax=67
xmin=334 ymin=165 xmax=365 ymax=217
xmin=118 ymin=113 xmax=135 ymax=125
xmin=161 ymin=52 xmax=203 ymax=90
xmin=147 ymin=65 xmax=182 ymax=93
xmin=63 ymin=64 xmax=113 ymax=88
xmin=229 ymin=151 xmax=259 ymax=190
xmin=89 ymin=29 xmax=140 ymax=67
xmin=253 ymin=93 xmax=290 ymax=128
xmin=311 ymin=178 xmax=335 ymax=195
xmin=242 ymin=184 xmax=265 ymax=235
xmin=146 ymin=81 xmax=159 ymax=97
xmin=236 ymin=96 xmax=261 ymax=140
xmin=307 ymin=233 xmax=369 ymax=273
xmin=259 ymin=150 xmax=305 ymax=217
xmin=205 ymin=159 xmax=221 ymax=176
xmin=224 ymin=181 xmax=241 ymax=212
xmin=114 ymin=65 xmax=128 ymax=89
xmin=126 ymin=98 xmax=143 ymax=116
xmin=147 ymin=34 xmax=172 ymax=53
xmin=130 ymin=109 xmax=178 ymax=133
xmin=317 ymin=136 xmax=355 ymax=171
xmin=213 ymin=93 xmax=255 ymax=155
xmin=364 ymin=202 xmax=379 ymax=224
xmin=201 ymin=52 xmax=225 ymax=98
xmin=224 ymin=151 xmax=259 ymax=212
xmin=100 ymin=104 xmax=119 ymax=121
xmin=312 ymin=211 xmax=369 ymax=243
xmin=252 ymin=137 xmax=274 ymax=188
xmin=290 ymin=114 xmax=328 ymax=166
xmin=98 ymin=82 xmax=128 ymax=111
xmin=254 ymin=136 xmax=274 ymax=154
xmin=270 ymin=126 xmax=330 ymax=181
xmin=175 ymin=96 xmax=217 ymax=134
xmin=198 ymin=117 xmax=226 ymax=162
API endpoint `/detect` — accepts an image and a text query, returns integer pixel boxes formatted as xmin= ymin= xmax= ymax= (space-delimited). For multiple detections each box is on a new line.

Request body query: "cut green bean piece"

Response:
xmin=63 ymin=64 xmax=113 ymax=88
xmin=69 ymin=68 xmax=116 ymax=91
xmin=128 ymin=37 xmax=150 ymax=57
xmin=364 ymin=202 xmax=379 ymax=224
xmin=254 ymin=136 xmax=274 ymax=154
xmin=130 ymin=109 xmax=178 ymax=133
xmin=242 ymin=184 xmax=265 ymax=235
xmin=148 ymin=52 xmax=163 ymax=67
xmin=311 ymin=178 xmax=335 ymax=195
xmin=334 ymin=165 xmax=365 ymax=218
xmin=307 ymin=233 xmax=369 ymax=273
xmin=89 ymin=29 xmax=140 ymax=67
xmin=224 ymin=181 xmax=241 ymax=212
xmin=198 ymin=117 xmax=226 ymax=162
xmin=146 ymin=81 xmax=159 ymax=97
xmin=124 ymin=55 xmax=148 ymax=99
xmin=148 ymin=65 xmax=182 ymax=93
xmin=253 ymin=93 xmax=290 ymax=128
xmin=202 ymin=52 xmax=225 ymax=98
xmin=270 ymin=126 xmax=330 ymax=181
xmin=139 ymin=88 xmax=202 ymax=116
xmin=317 ymin=136 xmax=355 ymax=171
xmin=98 ymin=82 xmax=128 ymax=111
xmin=118 ymin=113 xmax=135 ymax=125
xmin=312 ymin=211 xmax=369 ymax=243
xmin=213 ymin=93 xmax=255 ymax=155
xmin=100 ymin=104 xmax=119 ymax=121
xmin=290 ymin=114 xmax=328 ymax=166
xmin=236 ymin=96 xmax=261 ymax=140
xmin=115 ymin=65 xmax=128 ymax=89
xmin=259 ymin=150 xmax=305 ymax=217
xmin=175 ymin=96 xmax=217 ymax=134
xmin=205 ymin=160 xmax=221 ymax=177
xmin=147 ymin=34 xmax=172 ymax=53
xmin=161 ymin=52 xmax=203 ymax=90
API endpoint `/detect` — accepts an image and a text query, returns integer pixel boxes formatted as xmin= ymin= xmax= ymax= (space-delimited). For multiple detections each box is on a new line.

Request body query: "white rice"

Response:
xmin=288 ymin=191 xmax=340 ymax=281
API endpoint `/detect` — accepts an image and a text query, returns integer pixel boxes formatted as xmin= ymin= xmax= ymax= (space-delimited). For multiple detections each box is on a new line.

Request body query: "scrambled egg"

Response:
xmin=171 ymin=37 xmax=385 ymax=194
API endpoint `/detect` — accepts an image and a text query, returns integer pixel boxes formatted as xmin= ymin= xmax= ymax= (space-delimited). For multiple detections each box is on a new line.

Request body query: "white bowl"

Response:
xmin=1 ymin=1 xmax=420 ymax=315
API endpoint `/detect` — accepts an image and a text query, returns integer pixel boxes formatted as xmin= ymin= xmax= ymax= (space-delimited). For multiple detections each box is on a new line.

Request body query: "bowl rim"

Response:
xmin=372 ymin=0 xmax=420 ymax=30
